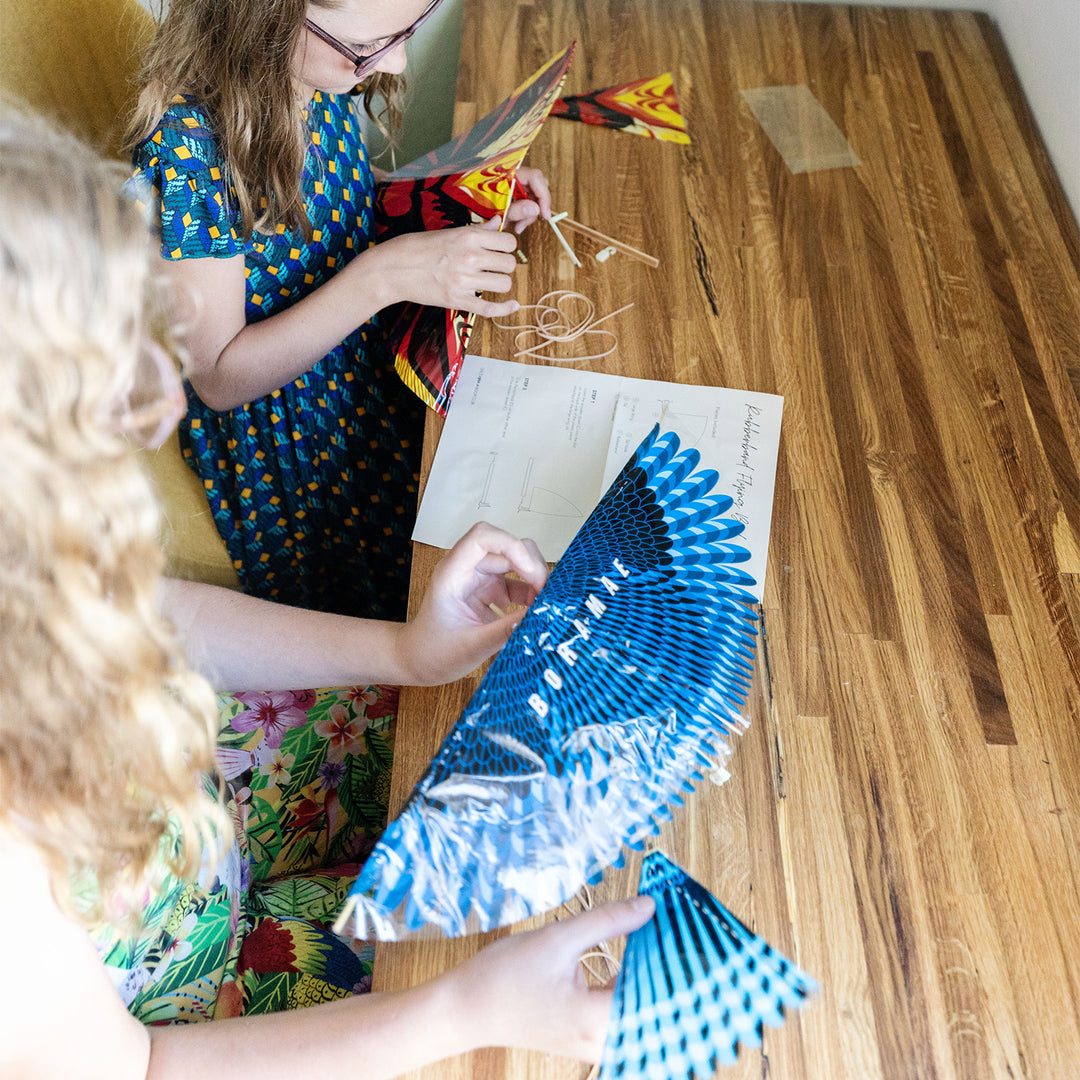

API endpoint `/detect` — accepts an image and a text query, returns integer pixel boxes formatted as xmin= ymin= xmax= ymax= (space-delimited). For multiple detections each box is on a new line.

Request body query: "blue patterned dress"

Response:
xmin=132 ymin=93 xmax=422 ymax=619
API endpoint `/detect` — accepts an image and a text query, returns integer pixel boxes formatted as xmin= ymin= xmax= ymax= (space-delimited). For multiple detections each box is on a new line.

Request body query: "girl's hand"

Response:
xmin=369 ymin=218 xmax=521 ymax=317
xmin=505 ymin=166 xmax=553 ymax=234
xmin=444 ymin=896 xmax=656 ymax=1061
xmin=395 ymin=521 xmax=549 ymax=685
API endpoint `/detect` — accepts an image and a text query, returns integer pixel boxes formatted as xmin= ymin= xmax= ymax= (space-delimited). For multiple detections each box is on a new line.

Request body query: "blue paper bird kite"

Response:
xmin=600 ymin=850 xmax=817 ymax=1080
xmin=335 ymin=426 xmax=762 ymax=941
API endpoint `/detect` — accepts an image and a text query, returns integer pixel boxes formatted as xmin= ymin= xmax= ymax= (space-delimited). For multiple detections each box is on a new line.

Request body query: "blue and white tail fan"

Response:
xmin=335 ymin=427 xmax=761 ymax=940
xmin=601 ymin=851 xmax=816 ymax=1079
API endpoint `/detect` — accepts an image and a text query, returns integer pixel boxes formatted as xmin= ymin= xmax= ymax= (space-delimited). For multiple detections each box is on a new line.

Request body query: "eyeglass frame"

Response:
xmin=303 ymin=0 xmax=447 ymax=80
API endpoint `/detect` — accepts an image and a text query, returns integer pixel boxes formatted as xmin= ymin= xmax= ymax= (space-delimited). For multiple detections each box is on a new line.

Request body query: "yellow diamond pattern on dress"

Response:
xmin=132 ymin=93 xmax=422 ymax=618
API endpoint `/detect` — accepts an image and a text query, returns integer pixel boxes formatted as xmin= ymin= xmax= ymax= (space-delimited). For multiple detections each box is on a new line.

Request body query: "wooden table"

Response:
xmin=374 ymin=3 xmax=1080 ymax=1078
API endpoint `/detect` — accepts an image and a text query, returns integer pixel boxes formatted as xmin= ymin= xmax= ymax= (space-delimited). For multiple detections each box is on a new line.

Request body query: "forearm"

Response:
xmin=147 ymin=980 xmax=474 ymax=1080
xmin=160 ymin=578 xmax=416 ymax=691
xmin=191 ymin=247 xmax=399 ymax=410
xmin=162 ymin=525 xmax=551 ymax=693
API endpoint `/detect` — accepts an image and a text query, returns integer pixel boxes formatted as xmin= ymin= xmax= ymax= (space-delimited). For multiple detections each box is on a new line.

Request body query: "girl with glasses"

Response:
xmin=125 ymin=0 xmax=552 ymax=621
xmin=0 ymin=106 xmax=650 ymax=1080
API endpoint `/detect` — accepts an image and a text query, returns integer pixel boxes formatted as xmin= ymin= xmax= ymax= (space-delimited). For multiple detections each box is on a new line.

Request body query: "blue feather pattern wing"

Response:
xmin=600 ymin=851 xmax=816 ymax=1080
xmin=337 ymin=427 xmax=762 ymax=940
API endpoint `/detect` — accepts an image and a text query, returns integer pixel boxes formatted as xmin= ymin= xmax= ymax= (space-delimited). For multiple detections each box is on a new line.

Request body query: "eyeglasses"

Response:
xmin=304 ymin=0 xmax=447 ymax=80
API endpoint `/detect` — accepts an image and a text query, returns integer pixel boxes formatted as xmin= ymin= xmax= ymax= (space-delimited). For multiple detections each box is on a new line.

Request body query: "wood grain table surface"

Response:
xmin=373 ymin=3 xmax=1080 ymax=1078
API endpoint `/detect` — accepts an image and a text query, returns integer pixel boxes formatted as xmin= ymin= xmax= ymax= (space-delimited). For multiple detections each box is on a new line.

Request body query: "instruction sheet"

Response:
xmin=413 ymin=355 xmax=784 ymax=592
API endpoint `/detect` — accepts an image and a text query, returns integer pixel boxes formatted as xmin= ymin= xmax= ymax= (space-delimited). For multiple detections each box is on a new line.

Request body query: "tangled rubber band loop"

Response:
xmin=560 ymin=883 xmax=622 ymax=985
xmin=494 ymin=290 xmax=634 ymax=362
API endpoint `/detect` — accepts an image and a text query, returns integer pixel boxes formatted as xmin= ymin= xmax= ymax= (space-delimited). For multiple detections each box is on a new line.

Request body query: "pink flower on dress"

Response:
xmin=339 ymin=686 xmax=378 ymax=707
xmin=314 ymin=702 xmax=369 ymax=761
xmin=339 ymin=685 xmax=398 ymax=720
xmin=231 ymin=691 xmax=309 ymax=749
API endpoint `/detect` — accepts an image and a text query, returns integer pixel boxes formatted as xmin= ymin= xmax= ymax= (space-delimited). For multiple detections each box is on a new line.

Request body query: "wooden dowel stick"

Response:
xmin=547 ymin=216 xmax=582 ymax=267
xmin=557 ymin=216 xmax=660 ymax=268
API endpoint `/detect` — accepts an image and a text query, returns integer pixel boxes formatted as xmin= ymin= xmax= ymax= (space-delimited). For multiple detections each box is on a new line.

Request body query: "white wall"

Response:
xmin=991 ymin=0 xmax=1079 ymax=223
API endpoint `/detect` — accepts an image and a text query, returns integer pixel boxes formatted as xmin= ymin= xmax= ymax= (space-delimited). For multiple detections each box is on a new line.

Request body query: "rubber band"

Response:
xmin=560 ymin=883 xmax=623 ymax=984
xmin=494 ymin=290 xmax=634 ymax=362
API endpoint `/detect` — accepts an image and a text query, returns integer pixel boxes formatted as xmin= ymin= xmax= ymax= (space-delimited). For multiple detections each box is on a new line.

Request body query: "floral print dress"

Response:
xmin=86 ymin=685 xmax=397 ymax=1020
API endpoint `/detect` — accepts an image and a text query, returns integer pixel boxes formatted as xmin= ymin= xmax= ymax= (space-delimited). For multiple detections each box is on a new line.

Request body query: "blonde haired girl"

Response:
xmin=0 ymin=107 xmax=650 ymax=1079
xmin=126 ymin=0 xmax=551 ymax=619
xmin=0 ymin=107 xmax=224 ymax=925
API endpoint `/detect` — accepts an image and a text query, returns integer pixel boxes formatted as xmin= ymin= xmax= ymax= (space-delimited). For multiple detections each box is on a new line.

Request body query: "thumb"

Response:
xmin=459 ymin=609 xmax=519 ymax=657
xmin=482 ymin=610 xmax=522 ymax=649
xmin=480 ymin=214 xmax=504 ymax=231
xmin=549 ymin=896 xmax=655 ymax=963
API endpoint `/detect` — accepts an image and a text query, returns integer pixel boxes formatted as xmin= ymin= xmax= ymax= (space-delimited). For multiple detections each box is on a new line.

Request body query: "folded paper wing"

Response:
xmin=550 ymin=71 xmax=689 ymax=143
xmin=375 ymin=43 xmax=574 ymax=414
xmin=600 ymin=850 xmax=817 ymax=1080
xmin=335 ymin=426 xmax=761 ymax=940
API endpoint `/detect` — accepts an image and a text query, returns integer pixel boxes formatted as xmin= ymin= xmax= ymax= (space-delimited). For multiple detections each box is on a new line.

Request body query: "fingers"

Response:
xmin=461 ymin=295 xmax=522 ymax=319
xmin=459 ymin=223 xmax=517 ymax=270
xmin=505 ymin=200 xmax=541 ymax=235
xmin=518 ymin=535 xmax=546 ymax=578
xmin=502 ymin=576 xmax=540 ymax=609
xmin=444 ymin=220 xmax=523 ymax=311
xmin=461 ymin=272 xmax=515 ymax=298
xmin=508 ymin=166 xmax=553 ymax=233
xmin=466 ymin=609 xmax=522 ymax=655
xmin=545 ymin=896 xmax=656 ymax=966
xmin=516 ymin=166 xmax=553 ymax=219
xmin=377 ymin=215 xmax=537 ymax=312
xmin=456 ymin=523 xmax=548 ymax=593
xmin=473 ymin=219 xmax=517 ymax=256
xmin=398 ymin=222 xmax=520 ymax=307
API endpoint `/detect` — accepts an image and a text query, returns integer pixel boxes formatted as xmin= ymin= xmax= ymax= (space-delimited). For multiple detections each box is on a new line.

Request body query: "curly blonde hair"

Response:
xmin=124 ymin=0 xmax=405 ymax=240
xmin=0 ymin=105 xmax=226 ymax=924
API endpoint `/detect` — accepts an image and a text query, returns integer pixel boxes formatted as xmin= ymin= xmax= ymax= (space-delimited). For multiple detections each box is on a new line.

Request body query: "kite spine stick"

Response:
xmin=547 ymin=213 xmax=583 ymax=267
xmin=556 ymin=216 xmax=660 ymax=268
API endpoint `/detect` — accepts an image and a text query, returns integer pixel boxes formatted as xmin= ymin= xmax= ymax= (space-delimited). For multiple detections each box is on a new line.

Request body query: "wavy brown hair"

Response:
xmin=0 ymin=104 xmax=226 ymax=924
xmin=124 ymin=0 xmax=404 ymax=240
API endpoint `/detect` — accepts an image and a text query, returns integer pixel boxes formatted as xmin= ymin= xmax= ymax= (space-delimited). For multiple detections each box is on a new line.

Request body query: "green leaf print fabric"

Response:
xmin=86 ymin=685 xmax=396 ymax=1022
